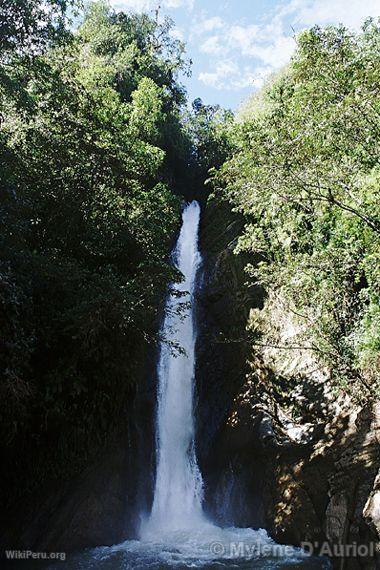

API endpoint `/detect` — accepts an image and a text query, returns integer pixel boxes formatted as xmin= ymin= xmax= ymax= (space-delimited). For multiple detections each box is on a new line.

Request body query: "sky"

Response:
xmin=109 ymin=0 xmax=380 ymax=110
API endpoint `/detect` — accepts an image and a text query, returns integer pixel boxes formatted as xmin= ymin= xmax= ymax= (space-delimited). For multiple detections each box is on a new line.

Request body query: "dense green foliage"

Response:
xmin=215 ymin=20 xmax=380 ymax=397
xmin=184 ymin=98 xmax=234 ymax=197
xmin=2 ymin=0 xmax=378 ymax=510
xmin=0 ymin=1 xmax=194 ymax=497
xmin=0 ymin=0 xmax=75 ymax=57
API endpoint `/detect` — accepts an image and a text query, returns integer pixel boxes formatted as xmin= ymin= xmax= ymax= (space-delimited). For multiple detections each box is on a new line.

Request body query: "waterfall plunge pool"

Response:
xmin=12 ymin=528 xmax=330 ymax=570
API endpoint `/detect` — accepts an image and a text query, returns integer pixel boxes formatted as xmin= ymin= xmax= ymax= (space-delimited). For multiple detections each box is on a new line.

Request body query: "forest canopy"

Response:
xmin=213 ymin=20 xmax=380 ymax=398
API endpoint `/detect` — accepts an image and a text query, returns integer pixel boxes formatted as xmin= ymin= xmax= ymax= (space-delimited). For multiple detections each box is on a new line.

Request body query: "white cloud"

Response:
xmin=111 ymin=0 xmax=380 ymax=95
xmin=225 ymin=23 xmax=296 ymax=67
xmin=110 ymin=0 xmax=194 ymax=13
xmin=294 ymin=0 xmax=380 ymax=29
xmin=196 ymin=16 xmax=224 ymax=34
xmin=195 ymin=0 xmax=379 ymax=93
xmin=164 ymin=0 xmax=194 ymax=9
xmin=244 ymin=35 xmax=296 ymax=68
xmin=170 ymin=26 xmax=185 ymax=41
xmin=250 ymin=65 xmax=277 ymax=88
xmin=227 ymin=24 xmax=261 ymax=52
xmin=198 ymin=60 xmax=265 ymax=91
xmin=198 ymin=60 xmax=239 ymax=89
xmin=111 ymin=0 xmax=151 ymax=11
xmin=197 ymin=18 xmax=296 ymax=90
xmin=200 ymin=35 xmax=226 ymax=55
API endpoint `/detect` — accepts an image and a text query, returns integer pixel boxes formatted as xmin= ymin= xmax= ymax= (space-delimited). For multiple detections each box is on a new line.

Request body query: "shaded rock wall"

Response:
xmin=195 ymin=199 xmax=380 ymax=570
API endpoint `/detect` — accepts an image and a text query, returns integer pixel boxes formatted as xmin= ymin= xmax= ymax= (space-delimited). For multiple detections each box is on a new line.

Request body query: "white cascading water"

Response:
xmin=86 ymin=202 xmax=323 ymax=568
xmin=144 ymin=200 xmax=205 ymax=533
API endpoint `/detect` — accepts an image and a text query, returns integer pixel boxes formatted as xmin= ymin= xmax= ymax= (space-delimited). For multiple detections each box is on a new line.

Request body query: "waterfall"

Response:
xmin=70 ymin=202 xmax=325 ymax=568
xmin=142 ymin=200 xmax=205 ymax=535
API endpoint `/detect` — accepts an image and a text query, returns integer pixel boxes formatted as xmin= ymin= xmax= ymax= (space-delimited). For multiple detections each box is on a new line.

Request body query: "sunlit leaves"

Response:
xmin=216 ymin=20 xmax=380 ymax=396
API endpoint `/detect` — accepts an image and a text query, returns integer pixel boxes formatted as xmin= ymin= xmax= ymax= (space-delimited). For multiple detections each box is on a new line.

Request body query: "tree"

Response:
xmin=0 ymin=0 xmax=75 ymax=58
xmin=184 ymin=97 xmax=234 ymax=198
xmin=214 ymin=20 xmax=380 ymax=396
xmin=0 ymin=0 xmax=191 ymax=503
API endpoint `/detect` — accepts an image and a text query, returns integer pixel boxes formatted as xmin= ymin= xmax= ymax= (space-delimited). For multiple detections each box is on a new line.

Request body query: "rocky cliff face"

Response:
xmin=195 ymin=199 xmax=380 ymax=570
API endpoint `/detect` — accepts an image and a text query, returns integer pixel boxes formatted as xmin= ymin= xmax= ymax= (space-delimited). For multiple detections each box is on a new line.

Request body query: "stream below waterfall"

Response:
xmin=13 ymin=202 xmax=330 ymax=570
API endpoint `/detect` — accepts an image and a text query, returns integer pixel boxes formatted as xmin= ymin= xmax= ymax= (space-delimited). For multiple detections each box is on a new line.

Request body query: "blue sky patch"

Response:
xmin=110 ymin=0 xmax=380 ymax=109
